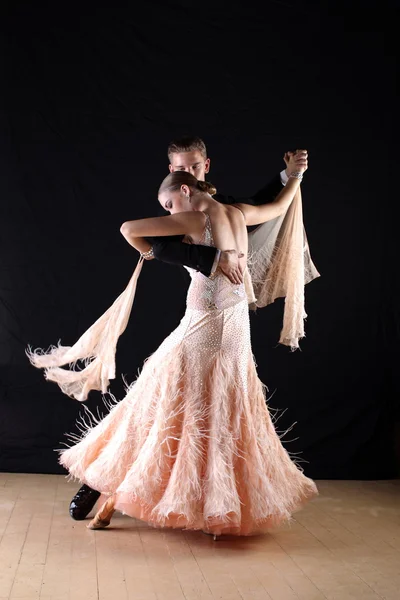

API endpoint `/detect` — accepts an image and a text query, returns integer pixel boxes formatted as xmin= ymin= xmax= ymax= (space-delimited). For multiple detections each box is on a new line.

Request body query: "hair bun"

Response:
xmin=158 ymin=172 xmax=217 ymax=197
xmin=197 ymin=180 xmax=217 ymax=196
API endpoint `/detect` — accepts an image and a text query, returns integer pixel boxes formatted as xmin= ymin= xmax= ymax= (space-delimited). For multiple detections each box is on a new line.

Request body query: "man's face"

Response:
xmin=169 ymin=150 xmax=210 ymax=181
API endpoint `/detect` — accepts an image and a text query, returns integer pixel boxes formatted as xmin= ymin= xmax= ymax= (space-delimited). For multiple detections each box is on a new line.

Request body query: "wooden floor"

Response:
xmin=0 ymin=475 xmax=399 ymax=599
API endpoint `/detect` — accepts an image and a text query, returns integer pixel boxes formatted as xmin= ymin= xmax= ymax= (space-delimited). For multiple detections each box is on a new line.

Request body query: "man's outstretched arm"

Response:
xmin=220 ymin=151 xmax=307 ymax=207
xmin=147 ymin=152 xmax=307 ymax=279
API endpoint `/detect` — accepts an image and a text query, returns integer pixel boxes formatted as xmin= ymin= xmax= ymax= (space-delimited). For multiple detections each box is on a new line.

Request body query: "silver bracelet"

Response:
xmin=141 ymin=247 xmax=154 ymax=260
xmin=289 ymin=171 xmax=304 ymax=181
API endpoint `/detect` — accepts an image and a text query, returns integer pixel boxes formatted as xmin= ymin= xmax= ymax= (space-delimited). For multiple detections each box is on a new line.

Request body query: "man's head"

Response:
xmin=168 ymin=136 xmax=210 ymax=181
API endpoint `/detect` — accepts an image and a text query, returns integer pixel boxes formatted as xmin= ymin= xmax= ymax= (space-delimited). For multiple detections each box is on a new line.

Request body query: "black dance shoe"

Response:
xmin=69 ymin=484 xmax=101 ymax=520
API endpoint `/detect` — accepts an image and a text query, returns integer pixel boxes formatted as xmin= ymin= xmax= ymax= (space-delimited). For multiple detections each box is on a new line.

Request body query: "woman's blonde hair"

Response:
xmin=158 ymin=171 xmax=217 ymax=196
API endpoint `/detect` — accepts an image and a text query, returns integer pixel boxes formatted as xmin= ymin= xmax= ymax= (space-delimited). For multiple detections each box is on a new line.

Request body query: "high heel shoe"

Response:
xmin=86 ymin=496 xmax=115 ymax=530
xmin=87 ymin=515 xmax=111 ymax=530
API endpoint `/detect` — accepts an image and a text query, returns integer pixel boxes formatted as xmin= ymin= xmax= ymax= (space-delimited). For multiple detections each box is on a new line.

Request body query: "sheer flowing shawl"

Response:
xmin=27 ymin=258 xmax=144 ymax=401
xmin=246 ymin=188 xmax=320 ymax=349
xmin=28 ymin=189 xmax=319 ymax=400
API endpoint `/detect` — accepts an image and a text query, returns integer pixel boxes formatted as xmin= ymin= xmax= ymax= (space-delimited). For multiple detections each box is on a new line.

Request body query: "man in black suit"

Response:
xmin=69 ymin=136 xmax=308 ymax=520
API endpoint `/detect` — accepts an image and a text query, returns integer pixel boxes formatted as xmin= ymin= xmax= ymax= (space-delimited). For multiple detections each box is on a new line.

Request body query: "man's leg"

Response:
xmin=69 ymin=484 xmax=101 ymax=520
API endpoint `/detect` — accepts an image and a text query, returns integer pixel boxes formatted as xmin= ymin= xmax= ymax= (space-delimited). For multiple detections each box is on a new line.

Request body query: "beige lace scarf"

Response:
xmin=247 ymin=187 xmax=319 ymax=347
xmin=28 ymin=189 xmax=319 ymax=401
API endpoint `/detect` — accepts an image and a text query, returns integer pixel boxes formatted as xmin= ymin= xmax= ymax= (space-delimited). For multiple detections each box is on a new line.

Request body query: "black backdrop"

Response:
xmin=0 ymin=1 xmax=397 ymax=479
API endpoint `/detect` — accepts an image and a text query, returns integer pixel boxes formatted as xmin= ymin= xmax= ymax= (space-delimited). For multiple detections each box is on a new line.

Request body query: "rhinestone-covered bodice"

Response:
xmin=185 ymin=214 xmax=246 ymax=312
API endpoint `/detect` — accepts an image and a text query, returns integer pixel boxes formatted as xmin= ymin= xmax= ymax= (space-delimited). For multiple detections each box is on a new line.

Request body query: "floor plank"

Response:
xmin=0 ymin=475 xmax=399 ymax=600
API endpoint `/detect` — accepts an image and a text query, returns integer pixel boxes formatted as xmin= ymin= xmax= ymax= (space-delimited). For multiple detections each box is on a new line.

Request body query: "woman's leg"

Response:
xmin=87 ymin=495 xmax=116 ymax=530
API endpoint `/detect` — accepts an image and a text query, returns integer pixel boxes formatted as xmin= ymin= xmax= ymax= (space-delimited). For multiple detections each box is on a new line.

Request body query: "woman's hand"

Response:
xmin=284 ymin=149 xmax=308 ymax=176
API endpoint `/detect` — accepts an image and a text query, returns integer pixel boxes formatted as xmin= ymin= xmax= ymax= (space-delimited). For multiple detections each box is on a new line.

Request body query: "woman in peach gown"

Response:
xmin=31 ymin=166 xmax=318 ymax=537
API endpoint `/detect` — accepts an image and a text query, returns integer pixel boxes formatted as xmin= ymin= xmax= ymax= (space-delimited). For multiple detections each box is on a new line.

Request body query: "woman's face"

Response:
xmin=159 ymin=185 xmax=192 ymax=215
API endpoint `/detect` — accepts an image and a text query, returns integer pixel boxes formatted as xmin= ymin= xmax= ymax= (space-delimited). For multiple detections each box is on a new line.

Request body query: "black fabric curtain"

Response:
xmin=0 ymin=1 xmax=397 ymax=478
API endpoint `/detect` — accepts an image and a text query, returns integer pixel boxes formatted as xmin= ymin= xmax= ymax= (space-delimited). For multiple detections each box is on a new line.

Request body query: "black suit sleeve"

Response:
xmin=247 ymin=174 xmax=284 ymax=205
xmin=215 ymin=174 xmax=283 ymax=206
xmin=147 ymin=235 xmax=217 ymax=277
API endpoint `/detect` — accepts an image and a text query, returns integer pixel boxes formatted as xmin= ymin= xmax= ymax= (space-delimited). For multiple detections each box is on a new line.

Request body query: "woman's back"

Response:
xmin=185 ymin=205 xmax=249 ymax=312
xmin=205 ymin=202 xmax=248 ymax=268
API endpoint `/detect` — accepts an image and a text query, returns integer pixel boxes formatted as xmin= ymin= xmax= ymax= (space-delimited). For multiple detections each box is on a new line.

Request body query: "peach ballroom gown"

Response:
xmin=35 ymin=213 xmax=318 ymax=536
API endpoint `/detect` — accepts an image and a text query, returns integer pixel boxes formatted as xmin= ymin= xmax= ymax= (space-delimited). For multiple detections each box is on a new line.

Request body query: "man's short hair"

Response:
xmin=167 ymin=136 xmax=207 ymax=161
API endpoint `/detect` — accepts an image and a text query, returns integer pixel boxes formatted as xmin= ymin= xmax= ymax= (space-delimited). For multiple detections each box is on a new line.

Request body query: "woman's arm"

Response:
xmin=123 ymin=236 xmax=154 ymax=255
xmin=120 ymin=212 xmax=206 ymax=254
xmin=235 ymin=175 xmax=302 ymax=226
